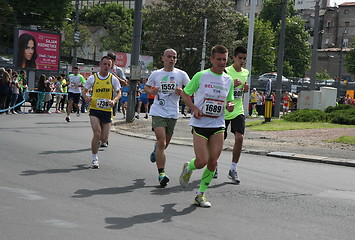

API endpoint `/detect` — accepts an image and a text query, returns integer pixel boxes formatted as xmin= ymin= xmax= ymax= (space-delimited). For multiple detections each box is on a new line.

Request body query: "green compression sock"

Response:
xmin=188 ymin=158 xmax=197 ymax=171
xmin=198 ymin=167 xmax=215 ymax=193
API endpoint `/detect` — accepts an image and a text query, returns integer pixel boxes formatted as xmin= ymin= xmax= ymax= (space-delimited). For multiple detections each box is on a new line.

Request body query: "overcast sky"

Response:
xmin=329 ymin=0 xmax=354 ymax=7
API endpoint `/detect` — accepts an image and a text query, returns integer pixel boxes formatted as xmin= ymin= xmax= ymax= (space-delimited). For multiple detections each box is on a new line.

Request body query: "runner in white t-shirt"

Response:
xmin=144 ymin=48 xmax=190 ymax=188
xmin=179 ymin=45 xmax=234 ymax=208
xmin=65 ymin=66 xmax=86 ymax=122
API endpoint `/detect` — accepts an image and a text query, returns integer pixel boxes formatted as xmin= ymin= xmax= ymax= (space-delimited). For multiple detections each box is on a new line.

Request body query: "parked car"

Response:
xmin=297 ymin=77 xmax=311 ymax=85
xmin=319 ymin=79 xmax=335 ymax=86
xmin=258 ymin=72 xmax=291 ymax=82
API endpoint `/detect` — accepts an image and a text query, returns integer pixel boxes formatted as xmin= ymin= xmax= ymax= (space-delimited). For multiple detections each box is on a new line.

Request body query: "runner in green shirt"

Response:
xmin=220 ymin=46 xmax=249 ymax=184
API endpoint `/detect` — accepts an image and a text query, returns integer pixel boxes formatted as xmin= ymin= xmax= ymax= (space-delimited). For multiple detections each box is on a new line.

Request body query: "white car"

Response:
xmin=258 ymin=72 xmax=290 ymax=82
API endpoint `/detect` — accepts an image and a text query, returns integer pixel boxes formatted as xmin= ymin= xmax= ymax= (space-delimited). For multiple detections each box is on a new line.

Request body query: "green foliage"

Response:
xmin=80 ymin=3 xmax=134 ymax=52
xmin=327 ymin=135 xmax=355 ymax=145
xmin=281 ymin=109 xmax=327 ymax=122
xmin=283 ymin=107 xmax=355 ymax=125
xmin=345 ymin=41 xmax=355 ymax=75
xmin=283 ymin=16 xmax=311 ymax=77
xmin=61 ymin=22 xmax=92 ymax=57
xmin=324 ymin=104 xmax=351 ymax=113
xmin=326 ymin=107 xmax=355 ymax=125
xmin=0 ymin=0 xmax=72 ymax=48
xmin=252 ymin=19 xmax=276 ymax=75
xmin=316 ymin=70 xmax=331 ymax=80
xmin=143 ymin=0 xmax=247 ymax=76
xmin=258 ymin=1 xmax=311 ymax=77
xmin=0 ymin=0 xmax=16 ymax=47
xmin=258 ymin=0 xmax=296 ymax=31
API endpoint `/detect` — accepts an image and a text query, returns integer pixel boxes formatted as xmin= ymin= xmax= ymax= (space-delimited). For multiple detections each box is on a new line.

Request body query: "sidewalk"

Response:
xmin=112 ymin=114 xmax=355 ymax=168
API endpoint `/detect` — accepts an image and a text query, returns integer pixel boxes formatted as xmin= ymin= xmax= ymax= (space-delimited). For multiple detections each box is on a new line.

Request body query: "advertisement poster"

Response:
xmin=14 ymin=28 xmax=61 ymax=71
xmin=103 ymin=51 xmax=154 ymax=70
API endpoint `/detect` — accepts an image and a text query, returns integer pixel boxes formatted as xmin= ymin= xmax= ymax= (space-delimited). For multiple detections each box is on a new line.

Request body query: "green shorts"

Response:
xmin=151 ymin=116 xmax=177 ymax=136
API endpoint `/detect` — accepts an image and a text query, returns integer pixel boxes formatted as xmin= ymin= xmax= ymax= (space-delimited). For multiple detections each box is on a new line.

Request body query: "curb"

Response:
xmin=113 ymin=127 xmax=355 ymax=168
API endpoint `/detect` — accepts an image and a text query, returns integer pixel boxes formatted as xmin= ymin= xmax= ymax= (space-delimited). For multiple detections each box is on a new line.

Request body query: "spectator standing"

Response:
xmin=282 ymin=91 xmax=291 ymax=115
xmin=54 ymin=76 xmax=63 ymax=114
xmin=136 ymin=78 xmax=149 ymax=119
xmin=36 ymin=74 xmax=46 ymax=113
xmin=15 ymin=70 xmax=27 ymax=113
xmin=0 ymin=68 xmax=11 ymax=114
xmin=10 ymin=73 xmax=20 ymax=114
xmin=60 ymin=73 xmax=67 ymax=113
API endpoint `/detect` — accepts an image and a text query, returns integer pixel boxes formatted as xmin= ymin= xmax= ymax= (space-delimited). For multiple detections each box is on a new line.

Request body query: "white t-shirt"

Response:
xmin=184 ymin=69 xmax=234 ymax=128
xmin=84 ymin=72 xmax=121 ymax=92
xmin=68 ymin=73 xmax=86 ymax=94
xmin=146 ymin=68 xmax=190 ymax=119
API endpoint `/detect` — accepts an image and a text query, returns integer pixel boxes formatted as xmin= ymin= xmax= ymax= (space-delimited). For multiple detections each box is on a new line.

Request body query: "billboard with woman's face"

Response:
xmin=14 ymin=28 xmax=61 ymax=71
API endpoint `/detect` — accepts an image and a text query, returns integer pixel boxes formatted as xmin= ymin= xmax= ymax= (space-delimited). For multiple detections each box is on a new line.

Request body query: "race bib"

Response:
xmin=161 ymin=82 xmax=176 ymax=93
xmin=122 ymin=92 xmax=128 ymax=97
xmin=96 ymin=98 xmax=110 ymax=109
xmin=234 ymin=88 xmax=243 ymax=100
xmin=202 ymin=99 xmax=224 ymax=117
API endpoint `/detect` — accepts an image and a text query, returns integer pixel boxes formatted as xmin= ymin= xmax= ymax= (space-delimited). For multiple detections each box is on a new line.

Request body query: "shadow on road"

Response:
xmin=150 ymin=180 xmax=200 ymax=195
xmin=72 ymin=179 xmax=146 ymax=198
xmin=105 ymin=203 xmax=197 ymax=229
xmin=21 ymin=164 xmax=90 ymax=176
xmin=39 ymin=148 xmax=91 ymax=155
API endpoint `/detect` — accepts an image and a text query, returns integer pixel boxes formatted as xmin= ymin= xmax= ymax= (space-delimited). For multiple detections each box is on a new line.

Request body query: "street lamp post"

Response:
xmin=72 ymin=0 xmax=80 ymax=68
xmin=337 ymin=28 xmax=347 ymax=98
xmin=185 ymin=47 xmax=197 ymax=77
xmin=274 ymin=0 xmax=287 ymax=118
xmin=309 ymin=0 xmax=320 ymax=91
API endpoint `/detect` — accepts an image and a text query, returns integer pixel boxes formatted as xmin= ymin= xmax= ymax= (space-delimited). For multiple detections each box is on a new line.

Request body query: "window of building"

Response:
xmin=345 ymin=22 xmax=350 ymax=29
xmin=325 ymin=38 xmax=329 ymax=44
xmin=326 ymin=21 xmax=331 ymax=28
xmin=343 ymin=38 xmax=348 ymax=48
xmin=344 ymin=8 xmax=349 ymax=14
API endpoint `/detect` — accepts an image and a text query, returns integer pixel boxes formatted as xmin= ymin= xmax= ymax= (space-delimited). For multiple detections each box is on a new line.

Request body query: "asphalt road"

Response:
xmin=1 ymin=113 xmax=355 ymax=240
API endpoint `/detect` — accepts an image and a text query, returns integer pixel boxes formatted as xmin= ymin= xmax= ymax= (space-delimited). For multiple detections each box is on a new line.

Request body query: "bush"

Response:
xmin=324 ymin=104 xmax=351 ymax=113
xmin=282 ymin=109 xmax=326 ymax=122
xmin=326 ymin=107 xmax=355 ymax=125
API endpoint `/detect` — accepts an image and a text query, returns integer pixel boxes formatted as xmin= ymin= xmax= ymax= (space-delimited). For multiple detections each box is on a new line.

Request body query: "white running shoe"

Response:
xmin=194 ymin=193 xmax=211 ymax=208
xmin=228 ymin=170 xmax=240 ymax=184
xmin=179 ymin=162 xmax=192 ymax=188
xmin=92 ymin=159 xmax=99 ymax=169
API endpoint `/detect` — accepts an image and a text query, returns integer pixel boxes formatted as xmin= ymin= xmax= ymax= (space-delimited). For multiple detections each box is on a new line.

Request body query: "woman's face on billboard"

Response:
xmin=24 ymin=40 xmax=35 ymax=60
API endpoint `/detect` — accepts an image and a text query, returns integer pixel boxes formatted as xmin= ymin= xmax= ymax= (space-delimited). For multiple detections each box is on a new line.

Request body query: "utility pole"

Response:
xmin=243 ymin=0 xmax=256 ymax=117
xmin=337 ymin=28 xmax=346 ymax=98
xmin=309 ymin=0 xmax=320 ymax=91
xmin=200 ymin=18 xmax=207 ymax=71
xmin=72 ymin=0 xmax=80 ymax=68
xmin=274 ymin=0 xmax=287 ymax=118
xmin=126 ymin=0 xmax=143 ymax=123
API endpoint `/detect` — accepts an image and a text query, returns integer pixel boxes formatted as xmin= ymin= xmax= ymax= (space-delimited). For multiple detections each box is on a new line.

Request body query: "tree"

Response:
xmin=345 ymin=42 xmax=355 ymax=76
xmin=143 ymin=0 xmax=247 ymax=77
xmin=258 ymin=0 xmax=311 ymax=77
xmin=60 ymin=21 xmax=91 ymax=59
xmin=258 ymin=0 xmax=296 ymax=31
xmin=0 ymin=0 xmax=72 ymax=49
xmin=79 ymin=3 xmax=134 ymax=52
xmin=280 ymin=16 xmax=311 ymax=77
xmin=11 ymin=0 xmax=72 ymax=30
xmin=0 ymin=0 xmax=16 ymax=48
xmin=252 ymin=19 xmax=276 ymax=75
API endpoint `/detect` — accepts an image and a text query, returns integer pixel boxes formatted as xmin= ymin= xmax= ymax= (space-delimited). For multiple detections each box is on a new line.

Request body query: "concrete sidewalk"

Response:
xmin=112 ymin=114 xmax=355 ymax=168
